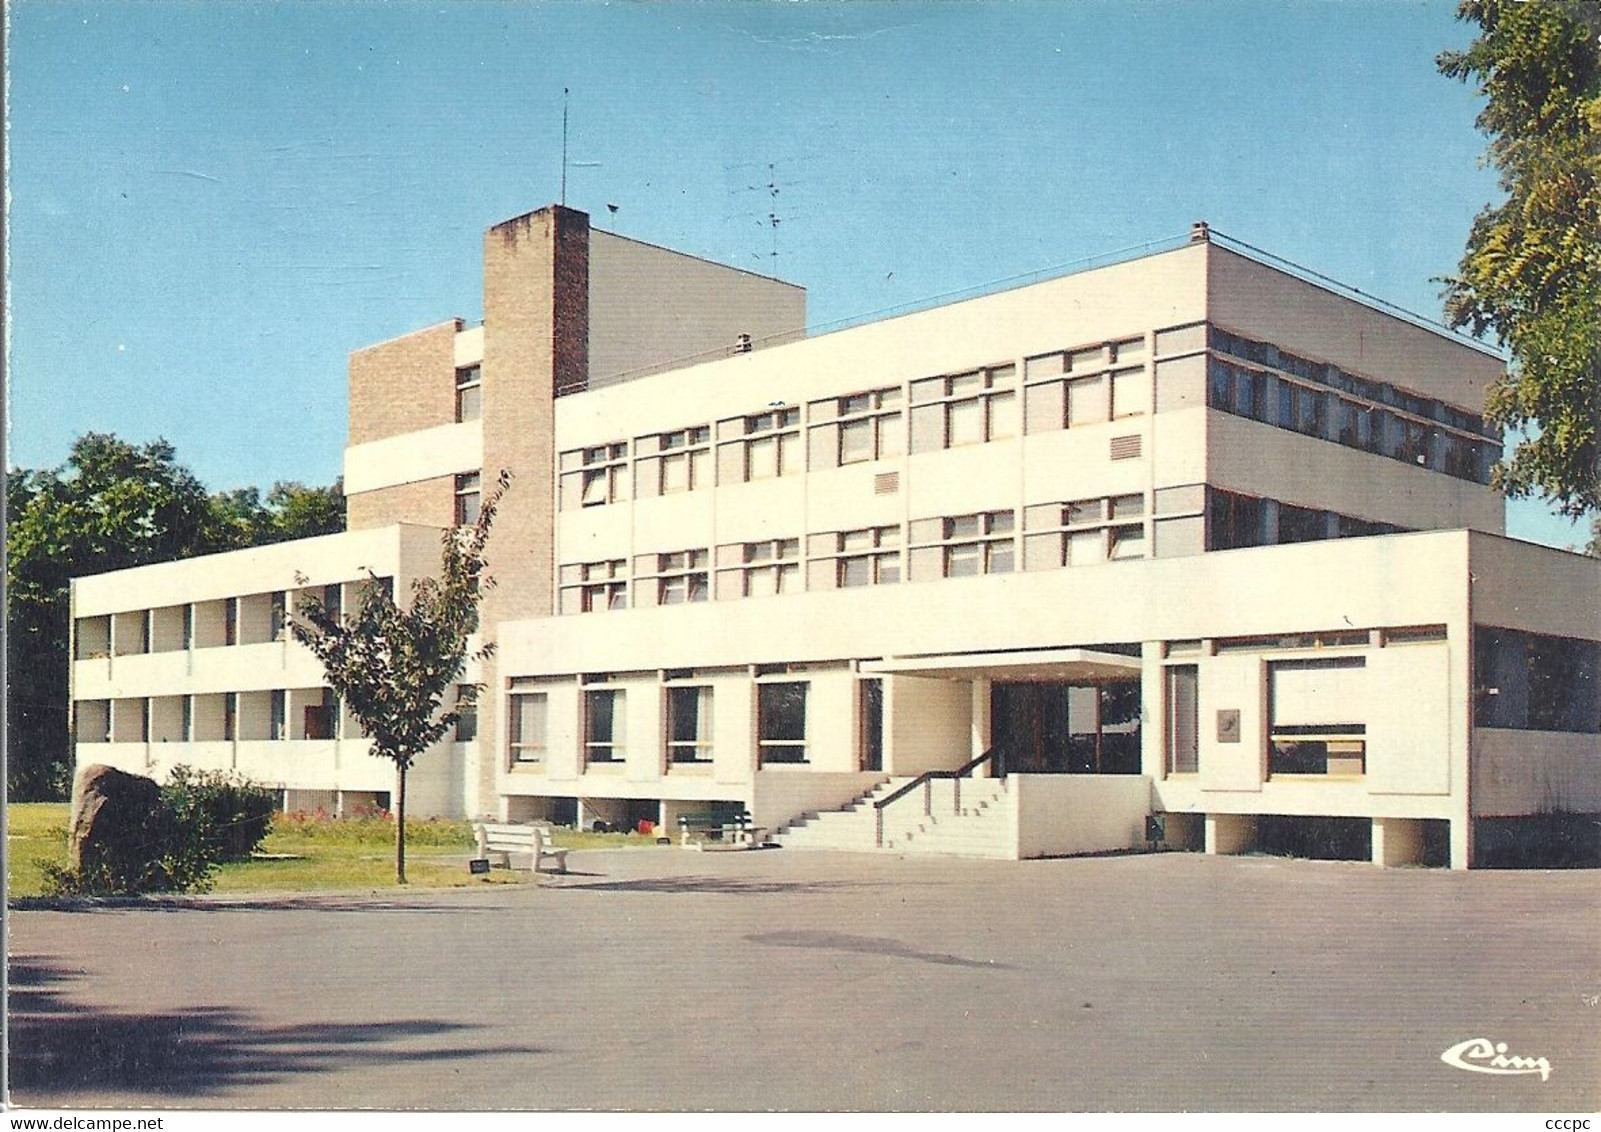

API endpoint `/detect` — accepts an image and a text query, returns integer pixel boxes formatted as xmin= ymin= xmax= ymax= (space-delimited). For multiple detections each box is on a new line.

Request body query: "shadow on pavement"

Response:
xmin=748 ymin=929 xmax=1013 ymax=970
xmin=8 ymin=955 xmax=541 ymax=1102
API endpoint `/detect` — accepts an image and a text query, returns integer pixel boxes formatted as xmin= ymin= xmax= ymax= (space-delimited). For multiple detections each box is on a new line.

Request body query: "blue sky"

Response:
xmin=6 ymin=0 xmax=1587 ymax=548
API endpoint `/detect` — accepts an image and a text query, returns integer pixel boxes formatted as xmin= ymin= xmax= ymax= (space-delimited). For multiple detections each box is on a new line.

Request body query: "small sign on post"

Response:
xmin=468 ymin=858 xmax=491 ymax=875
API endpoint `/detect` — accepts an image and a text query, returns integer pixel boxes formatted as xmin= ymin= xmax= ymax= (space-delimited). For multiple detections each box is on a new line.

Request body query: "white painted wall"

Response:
xmin=750 ymin=771 xmax=887 ymax=833
xmin=1008 ymin=775 xmax=1153 ymax=859
xmin=588 ymin=230 xmax=806 ymax=387
xmin=1366 ymin=643 xmax=1453 ymax=795
xmin=344 ymin=421 xmax=483 ymax=495
xmin=888 ymin=675 xmax=973 ymax=775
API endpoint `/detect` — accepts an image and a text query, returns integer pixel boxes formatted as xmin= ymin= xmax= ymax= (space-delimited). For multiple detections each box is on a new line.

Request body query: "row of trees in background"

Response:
xmin=6 ymin=432 xmax=345 ymax=801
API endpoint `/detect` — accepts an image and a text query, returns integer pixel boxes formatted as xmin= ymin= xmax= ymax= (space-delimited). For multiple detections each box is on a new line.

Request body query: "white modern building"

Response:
xmin=70 ymin=205 xmax=1601 ymax=869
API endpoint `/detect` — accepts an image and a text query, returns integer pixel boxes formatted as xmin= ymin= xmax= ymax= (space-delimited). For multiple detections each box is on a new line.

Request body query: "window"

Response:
xmin=304 ymin=689 xmax=337 ymax=740
xmin=1475 ymin=626 xmax=1601 ymax=733
xmin=909 ymin=365 xmax=1017 ymax=452
xmin=666 ymin=685 xmax=714 ymax=764
xmin=1024 ymin=338 xmax=1155 ymax=433
xmin=558 ymin=559 xmax=628 ymax=614
xmin=559 ymin=443 xmax=629 ymax=509
xmin=583 ymin=688 xmax=626 ymax=764
xmin=716 ymin=409 xmax=801 ymax=482
xmin=455 ymin=472 xmax=482 ymax=526
xmin=807 ymin=386 xmax=903 ymax=468
xmin=1276 ymin=503 xmax=1328 ymax=544
xmin=860 ymin=678 xmax=884 ymax=772
xmin=636 ymin=549 xmax=709 ymax=606
xmin=804 ymin=525 xmax=902 ymax=590
xmin=270 ymin=689 xmax=287 ymax=741
xmin=1022 ymin=496 xmax=1146 ymax=569
xmin=908 ymin=511 xmax=1014 ymax=580
xmin=1396 ymin=418 xmax=1433 ymax=467
xmin=454 ymin=684 xmax=478 ymax=742
xmin=716 ymin=539 xmax=801 ymax=599
xmin=757 ymin=682 xmax=808 ymax=764
xmin=269 ymin=592 xmax=288 ymax=640
xmin=1206 ymin=488 xmax=1268 ymax=551
xmin=1268 ymin=658 xmax=1368 ymax=777
xmin=636 ymin=425 xmax=712 ymax=497
xmin=1154 ymin=323 xmax=1206 ymax=356
xmin=508 ymin=686 xmax=548 ymax=764
xmin=1109 ymin=367 xmax=1149 ymax=419
xmin=455 ymin=365 xmax=482 ymax=423
xmin=1206 ymin=325 xmax=1498 ymax=484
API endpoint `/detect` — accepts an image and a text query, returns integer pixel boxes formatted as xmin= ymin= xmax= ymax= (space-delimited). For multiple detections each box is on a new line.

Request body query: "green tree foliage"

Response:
xmin=291 ymin=472 xmax=508 ymax=884
xmin=1439 ymin=0 xmax=1601 ymax=516
xmin=5 ymin=433 xmax=346 ymax=800
xmin=210 ymin=480 xmax=347 ymax=546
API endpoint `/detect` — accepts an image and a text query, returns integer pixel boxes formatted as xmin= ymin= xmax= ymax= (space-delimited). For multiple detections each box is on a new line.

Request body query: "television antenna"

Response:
xmin=726 ymin=162 xmax=806 ymax=273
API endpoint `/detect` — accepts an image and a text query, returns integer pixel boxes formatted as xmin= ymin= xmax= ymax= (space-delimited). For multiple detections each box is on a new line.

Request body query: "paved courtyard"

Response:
xmin=8 ymin=847 xmax=1599 ymax=1111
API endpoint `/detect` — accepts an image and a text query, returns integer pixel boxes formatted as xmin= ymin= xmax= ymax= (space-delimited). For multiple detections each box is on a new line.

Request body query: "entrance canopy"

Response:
xmin=860 ymin=648 xmax=1142 ymax=683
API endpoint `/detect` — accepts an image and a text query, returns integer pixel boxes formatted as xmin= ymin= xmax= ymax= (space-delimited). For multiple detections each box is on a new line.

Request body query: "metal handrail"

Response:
xmin=873 ymin=747 xmax=999 ymax=848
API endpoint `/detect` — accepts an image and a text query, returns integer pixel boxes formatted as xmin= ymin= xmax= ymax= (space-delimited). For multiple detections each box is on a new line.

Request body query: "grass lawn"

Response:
xmin=7 ymin=802 xmax=70 ymax=899
xmin=6 ymin=803 xmax=660 ymax=899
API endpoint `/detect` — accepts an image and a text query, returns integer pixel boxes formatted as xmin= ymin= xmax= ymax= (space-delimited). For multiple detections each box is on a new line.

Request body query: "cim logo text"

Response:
xmin=1440 ymin=1037 xmax=1552 ymax=1082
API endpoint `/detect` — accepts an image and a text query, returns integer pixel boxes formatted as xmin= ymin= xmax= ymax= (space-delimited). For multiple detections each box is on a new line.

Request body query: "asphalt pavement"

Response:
xmin=8 ymin=846 xmax=1598 ymax=1111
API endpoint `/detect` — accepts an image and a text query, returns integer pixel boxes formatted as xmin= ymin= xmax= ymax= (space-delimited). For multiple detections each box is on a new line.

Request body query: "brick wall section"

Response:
xmin=470 ymin=204 xmax=590 ymax=813
xmin=552 ymin=208 xmax=590 ymax=396
xmin=346 ymin=477 xmax=455 ymax=533
xmin=348 ymin=319 xmax=463 ymax=446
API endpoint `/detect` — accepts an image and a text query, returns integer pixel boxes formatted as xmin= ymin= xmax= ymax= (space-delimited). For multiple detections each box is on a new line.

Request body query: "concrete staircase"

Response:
xmin=774 ymin=776 xmax=1015 ymax=859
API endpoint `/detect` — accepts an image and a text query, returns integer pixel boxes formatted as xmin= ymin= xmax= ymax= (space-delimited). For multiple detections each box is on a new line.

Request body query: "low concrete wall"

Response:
xmin=1009 ymin=775 xmax=1153 ymax=859
xmin=751 ymin=770 xmax=887 ymax=832
xmin=1473 ymin=729 xmax=1601 ymax=816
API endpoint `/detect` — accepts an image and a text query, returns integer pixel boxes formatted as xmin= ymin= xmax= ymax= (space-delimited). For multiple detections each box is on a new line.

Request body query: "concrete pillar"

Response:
xmin=1205 ymin=813 xmax=1257 ymax=856
xmin=659 ymin=799 xmax=700 ymax=835
xmin=970 ymin=679 xmax=992 ymax=770
xmin=1372 ymin=817 xmax=1424 ymax=868
xmin=1450 ymin=818 xmax=1472 ymax=871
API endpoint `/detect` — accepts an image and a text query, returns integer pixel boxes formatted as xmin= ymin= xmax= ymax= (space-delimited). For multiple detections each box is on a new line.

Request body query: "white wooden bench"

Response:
xmin=474 ymin=821 xmax=572 ymax=875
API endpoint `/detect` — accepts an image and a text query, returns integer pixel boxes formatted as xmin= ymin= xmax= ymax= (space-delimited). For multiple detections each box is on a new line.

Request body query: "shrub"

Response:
xmin=163 ymin=766 xmax=275 ymax=862
xmin=41 ymin=768 xmax=275 ymax=897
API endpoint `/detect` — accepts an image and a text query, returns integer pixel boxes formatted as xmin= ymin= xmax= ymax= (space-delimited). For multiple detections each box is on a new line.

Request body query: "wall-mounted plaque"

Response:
xmin=1216 ymin=709 xmax=1241 ymax=743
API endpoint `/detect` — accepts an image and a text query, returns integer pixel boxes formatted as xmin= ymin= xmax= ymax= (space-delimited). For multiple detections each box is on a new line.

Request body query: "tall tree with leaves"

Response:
xmin=291 ymin=472 xmax=509 ymax=884
xmin=1439 ymin=0 xmax=1601 ymax=517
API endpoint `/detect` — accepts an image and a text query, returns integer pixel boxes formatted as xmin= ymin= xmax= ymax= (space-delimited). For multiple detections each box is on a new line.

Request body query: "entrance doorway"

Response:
xmin=991 ymin=681 xmax=1141 ymax=775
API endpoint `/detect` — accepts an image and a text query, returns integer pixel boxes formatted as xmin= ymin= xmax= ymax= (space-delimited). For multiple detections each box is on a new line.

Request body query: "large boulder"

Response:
xmin=69 ymin=765 xmax=166 ymax=891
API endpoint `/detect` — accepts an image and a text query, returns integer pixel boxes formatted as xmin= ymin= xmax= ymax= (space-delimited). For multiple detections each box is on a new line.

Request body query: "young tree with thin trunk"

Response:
xmin=291 ymin=471 xmax=509 ymax=883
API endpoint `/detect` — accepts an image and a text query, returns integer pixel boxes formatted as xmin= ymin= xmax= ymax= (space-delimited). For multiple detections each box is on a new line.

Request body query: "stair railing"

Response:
xmin=873 ymin=747 xmax=999 ymax=848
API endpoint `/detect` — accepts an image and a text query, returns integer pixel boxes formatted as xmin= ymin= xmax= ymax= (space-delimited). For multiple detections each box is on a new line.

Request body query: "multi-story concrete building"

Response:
xmin=70 ymin=205 xmax=1600 ymax=869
